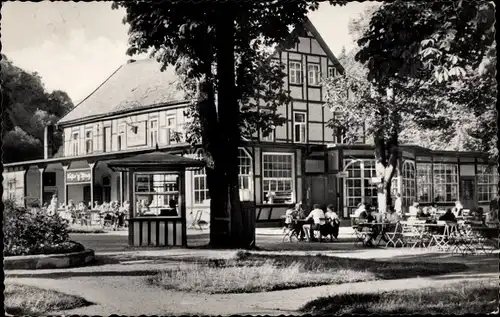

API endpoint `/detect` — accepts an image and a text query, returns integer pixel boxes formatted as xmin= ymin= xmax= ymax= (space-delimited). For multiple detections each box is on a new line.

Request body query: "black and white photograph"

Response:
xmin=2 ymin=0 xmax=498 ymax=315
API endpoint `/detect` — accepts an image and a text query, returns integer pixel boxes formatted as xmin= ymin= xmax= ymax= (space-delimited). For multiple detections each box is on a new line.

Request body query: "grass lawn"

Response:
xmin=300 ymin=279 xmax=499 ymax=315
xmin=147 ymin=251 xmax=469 ymax=294
xmin=4 ymin=283 xmax=93 ymax=315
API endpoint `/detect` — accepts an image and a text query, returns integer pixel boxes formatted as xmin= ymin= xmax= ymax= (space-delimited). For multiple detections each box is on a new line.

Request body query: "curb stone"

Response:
xmin=4 ymin=249 xmax=95 ymax=270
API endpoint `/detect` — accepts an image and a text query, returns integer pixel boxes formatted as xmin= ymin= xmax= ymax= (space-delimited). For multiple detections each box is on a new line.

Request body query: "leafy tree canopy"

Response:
xmin=1 ymin=55 xmax=74 ymax=163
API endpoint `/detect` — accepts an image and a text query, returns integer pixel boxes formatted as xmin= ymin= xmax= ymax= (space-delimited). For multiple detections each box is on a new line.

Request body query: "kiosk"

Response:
xmin=107 ymin=150 xmax=204 ymax=247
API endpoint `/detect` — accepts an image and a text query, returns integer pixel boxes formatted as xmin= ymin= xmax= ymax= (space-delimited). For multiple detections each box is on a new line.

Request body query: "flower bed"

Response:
xmin=4 ymin=200 xmax=85 ymax=257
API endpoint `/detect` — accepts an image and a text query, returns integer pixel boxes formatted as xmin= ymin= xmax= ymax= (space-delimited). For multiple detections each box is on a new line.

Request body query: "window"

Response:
xmin=103 ymin=127 xmax=112 ymax=152
xmin=260 ymin=109 xmax=274 ymax=142
xmin=134 ymin=173 xmax=179 ymax=216
xmin=193 ymin=168 xmax=210 ymax=204
xmin=343 ymin=160 xmax=397 ymax=215
xmin=238 ymin=148 xmax=253 ymax=200
xmin=149 ymin=119 xmax=158 ymax=146
xmin=85 ymin=130 xmax=93 ymax=154
xmin=117 ymin=124 xmax=125 ymax=150
xmin=293 ymin=112 xmax=307 ymax=143
xmin=262 ymin=153 xmax=294 ymax=204
xmin=308 ymin=64 xmax=320 ymax=85
xmin=71 ymin=132 xmax=79 ymax=156
xmin=417 ymin=163 xmax=433 ymax=203
xmin=289 ymin=61 xmax=302 ymax=85
xmin=166 ymin=115 xmax=176 ymax=144
xmin=402 ymin=161 xmax=416 ymax=206
xmin=477 ymin=165 xmax=498 ymax=202
xmin=328 ymin=66 xmax=336 ymax=78
xmin=433 ymin=163 xmax=458 ymax=203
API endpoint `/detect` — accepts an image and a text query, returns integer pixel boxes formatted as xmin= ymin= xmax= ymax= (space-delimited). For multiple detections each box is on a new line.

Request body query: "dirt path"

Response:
xmin=7 ymin=271 xmax=496 ymax=315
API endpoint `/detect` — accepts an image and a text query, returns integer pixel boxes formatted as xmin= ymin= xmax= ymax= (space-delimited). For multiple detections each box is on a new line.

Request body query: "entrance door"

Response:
xmin=459 ymin=177 xmax=476 ymax=210
xmin=83 ymin=185 xmax=91 ymax=205
xmin=306 ymin=175 xmax=327 ymax=209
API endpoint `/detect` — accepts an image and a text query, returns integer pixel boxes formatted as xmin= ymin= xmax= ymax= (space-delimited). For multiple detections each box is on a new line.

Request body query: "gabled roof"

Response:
xmin=58 ymin=18 xmax=344 ymax=126
xmin=58 ymin=59 xmax=187 ymax=126
xmin=274 ymin=17 xmax=345 ymax=74
xmin=302 ymin=18 xmax=345 ymax=74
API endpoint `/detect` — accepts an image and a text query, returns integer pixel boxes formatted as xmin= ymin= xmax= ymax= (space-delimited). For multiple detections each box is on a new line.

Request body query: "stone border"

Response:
xmin=4 ymin=249 xmax=95 ymax=270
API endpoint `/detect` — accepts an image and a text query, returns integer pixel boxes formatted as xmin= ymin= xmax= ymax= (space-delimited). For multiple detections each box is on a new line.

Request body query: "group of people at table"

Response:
xmin=282 ymin=194 xmax=499 ymax=246
xmin=353 ymin=195 xmax=499 ymax=246
xmin=42 ymin=194 xmax=130 ymax=229
xmin=284 ymin=203 xmax=340 ymax=242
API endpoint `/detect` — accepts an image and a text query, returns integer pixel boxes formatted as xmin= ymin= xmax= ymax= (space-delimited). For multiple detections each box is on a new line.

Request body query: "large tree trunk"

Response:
xmin=374 ymin=130 xmax=399 ymax=214
xmin=213 ymin=6 xmax=245 ymax=248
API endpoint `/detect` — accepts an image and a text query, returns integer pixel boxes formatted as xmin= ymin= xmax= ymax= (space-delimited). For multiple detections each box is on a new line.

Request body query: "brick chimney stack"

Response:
xmin=44 ymin=125 xmax=54 ymax=159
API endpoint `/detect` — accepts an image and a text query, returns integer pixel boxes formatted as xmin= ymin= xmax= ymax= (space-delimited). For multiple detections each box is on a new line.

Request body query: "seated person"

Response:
xmin=305 ymin=204 xmax=326 ymax=241
xmin=353 ymin=202 xmax=366 ymax=217
xmin=418 ymin=207 xmax=431 ymax=218
xmin=385 ymin=206 xmax=400 ymax=223
xmin=408 ymin=202 xmax=420 ymax=218
xmin=284 ymin=203 xmax=297 ymax=226
xmin=160 ymin=200 xmax=178 ymax=216
xmin=324 ymin=204 xmax=340 ymax=240
xmin=453 ymin=200 xmax=464 ymax=217
xmin=439 ymin=208 xmax=457 ymax=222
xmin=359 ymin=208 xmax=374 ymax=223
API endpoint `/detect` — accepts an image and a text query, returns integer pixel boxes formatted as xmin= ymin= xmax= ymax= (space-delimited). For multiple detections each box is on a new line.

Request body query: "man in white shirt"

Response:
xmin=305 ymin=204 xmax=326 ymax=241
xmin=394 ymin=193 xmax=402 ymax=216
xmin=353 ymin=203 xmax=366 ymax=217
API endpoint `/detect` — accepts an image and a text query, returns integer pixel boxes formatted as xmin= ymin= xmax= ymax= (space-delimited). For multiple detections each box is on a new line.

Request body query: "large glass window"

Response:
xmin=289 ymin=61 xmax=302 ymax=85
xmin=344 ymin=160 xmax=397 ymax=213
xmin=293 ymin=112 xmax=307 ymax=143
xmin=193 ymin=168 xmax=210 ymax=205
xmin=402 ymin=160 xmax=416 ymax=206
xmin=477 ymin=164 xmax=498 ymax=202
xmin=345 ymin=161 xmax=362 ymax=209
xmin=238 ymin=149 xmax=253 ymax=200
xmin=433 ymin=163 xmax=458 ymax=203
xmin=134 ymin=173 xmax=179 ymax=217
xmin=307 ymin=64 xmax=320 ymax=85
xmin=262 ymin=153 xmax=294 ymax=204
xmin=417 ymin=163 xmax=433 ymax=203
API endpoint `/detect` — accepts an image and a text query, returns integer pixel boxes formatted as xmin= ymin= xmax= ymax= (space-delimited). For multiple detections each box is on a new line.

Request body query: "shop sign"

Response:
xmin=67 ymin=170 xmax=91 ymax=183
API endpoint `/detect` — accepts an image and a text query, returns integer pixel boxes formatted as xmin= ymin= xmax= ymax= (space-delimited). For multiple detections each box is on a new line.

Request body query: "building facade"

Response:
xmin=3 ymin=19 xmax=498 ymax=223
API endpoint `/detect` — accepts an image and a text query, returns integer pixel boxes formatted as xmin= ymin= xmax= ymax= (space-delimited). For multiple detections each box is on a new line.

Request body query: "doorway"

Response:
xmin=459 ymin=176 xmax=476 ymax=210
xmin=306 ymin=175 xmax=327 ymax=209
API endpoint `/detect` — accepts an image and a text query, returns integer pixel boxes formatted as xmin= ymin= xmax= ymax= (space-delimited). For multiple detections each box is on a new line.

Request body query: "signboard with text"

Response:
xmin=67 ymin=170 xmax=92 ymax=184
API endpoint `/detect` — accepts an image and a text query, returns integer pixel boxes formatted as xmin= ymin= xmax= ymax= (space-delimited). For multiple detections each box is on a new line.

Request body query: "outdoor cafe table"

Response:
xmin=354 ymin=222 xmax=393 ymax=246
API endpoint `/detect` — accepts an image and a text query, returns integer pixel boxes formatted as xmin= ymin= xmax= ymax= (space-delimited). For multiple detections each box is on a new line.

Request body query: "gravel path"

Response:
xmin=6 ymin=247 xmax=497 ymax=315
xmin=7 ymin=271 xmax=497 ymax=316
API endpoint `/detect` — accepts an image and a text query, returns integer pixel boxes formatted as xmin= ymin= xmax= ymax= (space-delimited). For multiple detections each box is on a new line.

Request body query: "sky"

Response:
xmin=3 ymin=2 xmax=374 ymax=104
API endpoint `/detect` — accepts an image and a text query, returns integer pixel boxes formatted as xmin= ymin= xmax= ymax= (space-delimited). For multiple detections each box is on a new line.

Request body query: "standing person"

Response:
xmin=325 ymin=204 xmax=340 ymax=240
xmin=305 ymin=204 xmax=326 ymax=242
xmin=394 ymin=193 xmax=402 ymax=216
xmin=453 ymin=200 xmax=464 ymax=217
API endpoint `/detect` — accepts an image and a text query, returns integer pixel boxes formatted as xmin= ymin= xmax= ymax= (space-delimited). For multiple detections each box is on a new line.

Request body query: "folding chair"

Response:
xmin=384 ymin=222 xmax=404 ymax=247
xmin=189 ymin=210 xmax=207 ymax=230
xmin=401 ymin=222 xmax=424 ymax=248
xmin=428 ymin=221 xmax=451 ymax=251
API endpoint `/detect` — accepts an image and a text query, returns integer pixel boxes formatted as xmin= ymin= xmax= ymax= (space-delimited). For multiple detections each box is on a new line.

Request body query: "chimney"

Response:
xmin=44 ymin=125 xmax=54 ymax=159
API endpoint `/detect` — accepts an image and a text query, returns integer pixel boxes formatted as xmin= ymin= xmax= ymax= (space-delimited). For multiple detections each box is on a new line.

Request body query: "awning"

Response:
xmin=107 ymin=151 xmax=205 ymax=172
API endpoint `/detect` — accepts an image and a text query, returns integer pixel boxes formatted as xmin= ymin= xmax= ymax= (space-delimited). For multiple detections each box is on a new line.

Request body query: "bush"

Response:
xmin=3 ymin=206 xmax=82 ymax=256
